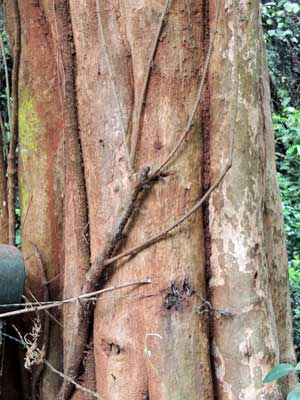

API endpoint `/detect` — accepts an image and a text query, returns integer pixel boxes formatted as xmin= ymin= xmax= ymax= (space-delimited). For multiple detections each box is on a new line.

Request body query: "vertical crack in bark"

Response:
xmin=55 ymin=1 xmax=91 ymax=398
xmin=7 ymin=0 xmax=21 ymax=246
xmin=201 ymin=1 xmax=217 ymax=398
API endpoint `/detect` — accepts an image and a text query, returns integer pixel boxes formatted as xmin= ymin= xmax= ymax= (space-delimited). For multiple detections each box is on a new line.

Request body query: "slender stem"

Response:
xmin=152 ymin=0 xmax=221 ymax=177
xmin=7 ymin=0 xmax=21 ymax=246
xmin=0 ymin=280 xmax=151 ymax=319
xmin=130 ymin=0 xmax=172 ymax=168
xmin=105 ymin=163 xmax=231 ymax=267
xmin=44 ymin=360 xmax=101 ymax=399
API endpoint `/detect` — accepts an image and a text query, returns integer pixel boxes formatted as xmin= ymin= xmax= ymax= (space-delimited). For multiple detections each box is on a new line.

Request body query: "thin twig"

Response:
xmin=45 ymin=271 xmax=64 ymax=285
xmin=28 ymin=290 xmax=63 ymax=328
xmin=0 ymin=33 xmax=11 ymax=129
xmin=152 ymin=0 xmax=221 ymax=177
xmin=0 ymin=111 xmax=7 ymax=158
xmin=95 ymin=0 xmax=131 ymax=170
xmin=104 ymin=162 xmax=231 ymax=266
xmin=44 ymin=360 xmax=101 ymax=399
xmin=8 ymin=327 xmax=101 ymax=399
xmin=130 ymin=0 xmax=172 ymax=168
xmin=85 ymin=166 xmax=158 ymax=285
xmin=88 ymin=0 xmax=222 ymax=282
xmin=7 ymin=0 xmax=21 ymax=246
xmin=0 ymin=280 xmax=151 ymax=319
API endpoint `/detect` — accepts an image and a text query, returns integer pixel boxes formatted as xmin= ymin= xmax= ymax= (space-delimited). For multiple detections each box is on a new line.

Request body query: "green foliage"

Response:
xmin=275 ymin=107 xmax=300 ymax=258
xmin=263 ymin=363 xmax=300 ymax=399
xmin=261 ymin=1 xmax=300 ymax=109
xmin=263 ymin=363 xmax=296 ymax=383
xmin=273 ymin=106 xmax=300 ymax=358
xmin=288 ymin=390 xmax=300 ymax=400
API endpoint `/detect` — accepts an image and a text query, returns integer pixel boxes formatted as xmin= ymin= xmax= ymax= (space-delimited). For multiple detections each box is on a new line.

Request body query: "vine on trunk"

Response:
xmin=4 ymin=1 xmax=240 ymax=399
xmin=55 ymin=1 xmax=225 ymax=399
xmin=7 ymin=0 xmax=20 ymax=246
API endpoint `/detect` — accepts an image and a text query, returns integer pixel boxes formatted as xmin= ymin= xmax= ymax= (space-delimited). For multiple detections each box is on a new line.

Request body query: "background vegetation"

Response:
xmin=262 ymin=0 xmax=300 ymax=358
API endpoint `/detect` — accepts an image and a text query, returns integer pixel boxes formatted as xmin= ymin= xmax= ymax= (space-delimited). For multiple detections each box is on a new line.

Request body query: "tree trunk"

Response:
xmin=5 ymin=1 xmax=295 ymax=399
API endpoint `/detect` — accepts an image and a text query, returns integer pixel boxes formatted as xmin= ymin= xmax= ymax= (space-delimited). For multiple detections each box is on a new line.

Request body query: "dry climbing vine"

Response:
xmin=3 ymin=0 xmax=240 ymax=399
xmin=7 ymin=0 xmax=20 ymax=246
xmin=57 ymin=1 xmax=226 ymax=399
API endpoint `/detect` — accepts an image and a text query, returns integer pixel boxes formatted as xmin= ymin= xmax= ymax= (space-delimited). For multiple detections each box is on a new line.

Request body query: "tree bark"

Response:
xmin=6 ymin=0 xmax=65 ymax=398
xmin=4 ymin=1 xmax=296 ymax=399
xmin=208 ymin=2 xmax=296 ymax=398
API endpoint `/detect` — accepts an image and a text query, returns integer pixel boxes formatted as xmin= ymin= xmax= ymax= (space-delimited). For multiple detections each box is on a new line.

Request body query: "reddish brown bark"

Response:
xmin=6 ymin=0 xmax=65 ymax=398
xmin=4 ymin=1 xmax=296 ymax=399
xmin=54 ymin=1 xmax=93 ymax=397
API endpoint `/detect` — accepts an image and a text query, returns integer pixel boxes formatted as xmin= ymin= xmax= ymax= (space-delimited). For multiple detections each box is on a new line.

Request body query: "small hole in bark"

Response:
xmin=254 ymin=271 xmax=258 ymax=280
xmin=110 ymin=343 xmax=122 ymax=355
xmin=154 ymin=140 xmax=163 ymax=150
xmin=101 ymin=340 xmax=124 ymax=356
xmin=111 ymin=373 xmax=116 ymax=380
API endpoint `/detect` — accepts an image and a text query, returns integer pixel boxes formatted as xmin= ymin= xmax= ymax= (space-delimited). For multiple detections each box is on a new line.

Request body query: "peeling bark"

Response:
xmin=208 ymin=1 xmax=295 ymax=399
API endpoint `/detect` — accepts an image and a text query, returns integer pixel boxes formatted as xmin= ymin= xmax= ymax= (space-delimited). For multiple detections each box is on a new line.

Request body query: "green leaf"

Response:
xmin=295 ymin=362 xmax=300 ymax=371
xmin=263 ymin=364 xmax=295 ymax=383
xmin=284 ymin=2 xmax=300 ymax=13
xmin=288 ymin=390 xmax=300 ymax=400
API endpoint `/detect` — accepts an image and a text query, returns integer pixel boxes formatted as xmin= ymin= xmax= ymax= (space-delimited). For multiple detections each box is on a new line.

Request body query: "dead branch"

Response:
xmin=95 ymin=0 xmax=131 ymax=170
xmin=104 ymin=162 xmax=231 ymax=267
xmin=0 ymin=280 xmax=151 ymax=319
xmin=27 ymin=290 xmax=62 ymax=329
xmin=85 ymin=166 xmax=158 ymax=286
xmin=130 ymin=0 xmax=172 ymax=168
xmin=86 ymin=0 xmax=222 ymax=290
xmin=44 ymin=360 xmax=101 ymax=399
xmin=60 ymin=3 xmax=222 ymax=398
xmin=7 ymin=0 xmax=21 ymax=246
